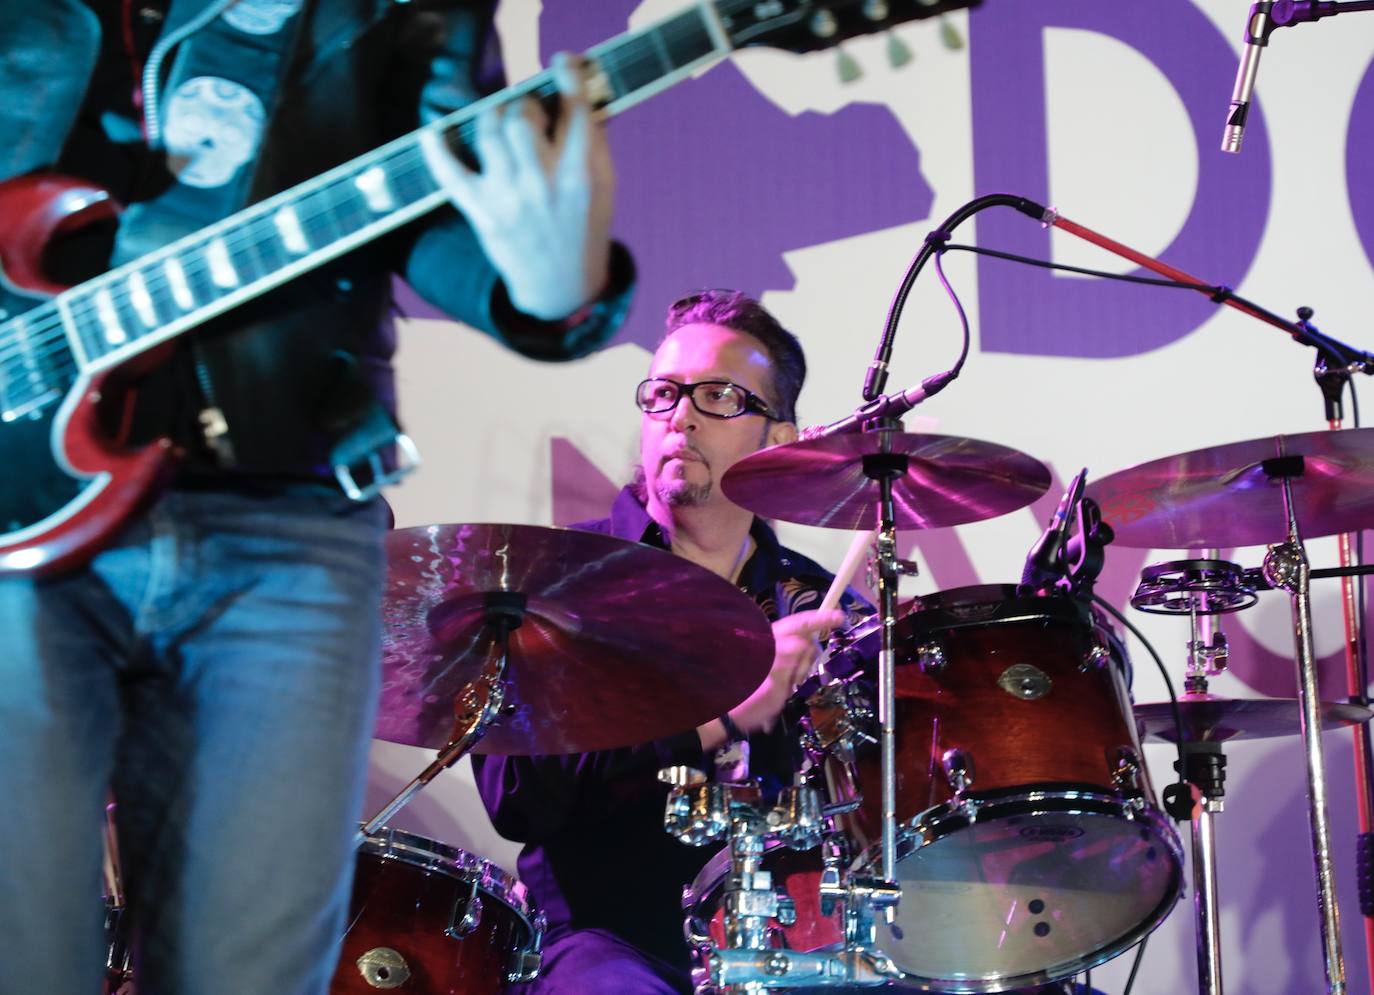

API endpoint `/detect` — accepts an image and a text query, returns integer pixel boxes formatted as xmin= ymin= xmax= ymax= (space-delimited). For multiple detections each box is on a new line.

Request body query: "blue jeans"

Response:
xmin=0 ymin=486 xmax=387 ymax=995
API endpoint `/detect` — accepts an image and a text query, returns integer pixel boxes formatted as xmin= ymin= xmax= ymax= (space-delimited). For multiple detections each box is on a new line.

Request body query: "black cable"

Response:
xmin=931 ymin=247 xmax=972 ymax=382
xmin=1121 ymin=935 xmax=1149 ymax=995
xmin=942 ymin=242 xmax=1219 ymax=293
xmin=1091 ymin=595 xmax=1190 ymax=816
xmin=866 ymin=194 xmax=1046 ymax=399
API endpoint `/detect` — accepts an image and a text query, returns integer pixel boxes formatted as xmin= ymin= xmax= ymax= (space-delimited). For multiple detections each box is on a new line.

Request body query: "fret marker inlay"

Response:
xmin=274 ymin=206 xmax=309 ymax=255
xmin=128 ymin=271 xmax=156 ymax=327
xmin=355 ymin=167 xmax=395 ymax=213
xmin=205 ymin=239 xmax=239 ymax=289
xmin=94 ymin=289 xmax=127 ymax=345
xmin=164 ymin=257 xmax=195 ymax=311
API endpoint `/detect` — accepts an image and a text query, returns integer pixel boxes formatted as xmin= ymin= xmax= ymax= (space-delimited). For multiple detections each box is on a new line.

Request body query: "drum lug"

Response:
xmin=941 ymin=747 xmax=980 ymax=822
xmin=818 ymin=837 xmax=848 ymax=916
xmin=505 ymin=948 xmax=543 ymax=984
xmin=1081 ymin=628 xmax=1113 ymax=670
xmin=355 ymin=947 xmax=411 ymax=989
xmin=917 ymin=639 xmax=947 ymax=675
xmin=1112 ymin=746 xmax=1146 ymax=806
xmin=506 ymin=909 xmax=546 ymax=984
xmin=446 ymin=882 xmax=483 ymax=938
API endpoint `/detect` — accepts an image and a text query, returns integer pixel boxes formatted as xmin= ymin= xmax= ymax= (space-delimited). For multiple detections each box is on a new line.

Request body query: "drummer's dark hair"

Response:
xmin=664 ymin=290 xmax=806 ymax=424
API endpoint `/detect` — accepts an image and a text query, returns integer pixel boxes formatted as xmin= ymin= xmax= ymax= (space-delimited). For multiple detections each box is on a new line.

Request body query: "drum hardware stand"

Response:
xmin=1177 ymin=738 xmax=1228 ymax=995
xmin=859 ymin=417 xmax=907 ymax=914
xmin=359 ymin=593 xmax=524 ymax=842
xmin=1307 ymin=310 xmax=1374 ymax=994
xmin=663 ymin=768 xmax=900 ymax=991
xmin=1263 ymin=453 xmax=1347 ymax=993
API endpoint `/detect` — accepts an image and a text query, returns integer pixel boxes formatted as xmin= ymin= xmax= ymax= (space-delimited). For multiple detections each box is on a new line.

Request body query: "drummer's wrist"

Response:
xmin=697 ymin=718 xmax=728 ymax=752
xmin=697 ymin=710 xmax=746 ymax=752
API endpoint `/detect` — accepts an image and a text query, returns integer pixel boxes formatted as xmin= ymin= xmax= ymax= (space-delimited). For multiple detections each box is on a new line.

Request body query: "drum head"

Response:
xmin=867 ymin=797 xmax=1181 ymax=992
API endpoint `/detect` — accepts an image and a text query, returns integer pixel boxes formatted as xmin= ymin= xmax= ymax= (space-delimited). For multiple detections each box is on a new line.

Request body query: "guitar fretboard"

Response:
xmin=0 ymin=2 xmax=732 ymax=423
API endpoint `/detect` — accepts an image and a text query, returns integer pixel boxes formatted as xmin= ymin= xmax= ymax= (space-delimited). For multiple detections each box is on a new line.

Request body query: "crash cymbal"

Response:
xmin=377 ymin=523 xmax=773 ymax=754
xmin=1086 ymin=428 xmax=1374 ymax=549
xmin=1136 ymin=694 xmax=1372 ymax=743
xmin=719 ymin=431 xmax=1051 ymax=531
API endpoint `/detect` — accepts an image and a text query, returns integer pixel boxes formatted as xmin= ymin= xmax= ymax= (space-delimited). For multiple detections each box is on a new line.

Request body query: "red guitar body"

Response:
xmin=0 ymin=173 xmax=176 ymax=575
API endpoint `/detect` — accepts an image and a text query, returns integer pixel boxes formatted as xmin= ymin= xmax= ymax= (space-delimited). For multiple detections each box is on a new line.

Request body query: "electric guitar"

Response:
xmin=0 ymin=0 xmax=978 ymax=574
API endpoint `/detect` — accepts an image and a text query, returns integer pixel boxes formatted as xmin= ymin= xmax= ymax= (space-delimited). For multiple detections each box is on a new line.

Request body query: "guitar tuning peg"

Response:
xmin=836 ymin=48 xmax=863 ymax=84
xmin=886 ymin=32 xmax=913 ymax=69
xmin=939 ymin=16 xmax=965 ymax=51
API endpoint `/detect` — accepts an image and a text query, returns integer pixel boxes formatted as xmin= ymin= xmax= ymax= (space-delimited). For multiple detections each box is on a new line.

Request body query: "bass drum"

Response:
xmin=331 ymin=827 xmax=544 ymax=994
xmin=804 ymin=584 xmax=1183 ymax=993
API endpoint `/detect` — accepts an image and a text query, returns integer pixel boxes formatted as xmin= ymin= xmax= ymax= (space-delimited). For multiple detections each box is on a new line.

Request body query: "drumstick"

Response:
xmin=797 ymin=529 xmax=874 ymax=689
xmin=818 ymin=528 xmax=875 ymax=615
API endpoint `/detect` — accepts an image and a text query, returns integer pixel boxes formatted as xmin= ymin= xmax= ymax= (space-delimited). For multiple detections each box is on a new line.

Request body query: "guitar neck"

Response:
xmin=36 ymin=3 xmax=736 ymax=375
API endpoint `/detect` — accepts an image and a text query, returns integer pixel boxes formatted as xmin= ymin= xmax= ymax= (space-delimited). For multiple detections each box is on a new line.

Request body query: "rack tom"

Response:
xmin=804 ymin=585 xmax=1182 ymax=992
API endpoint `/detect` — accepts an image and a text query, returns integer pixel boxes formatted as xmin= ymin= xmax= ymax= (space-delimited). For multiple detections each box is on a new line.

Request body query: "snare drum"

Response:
xmin=805 ymin=585 xmax=1183 ymax=992
xmin=331 ymin=828 xmax=544 ymax=994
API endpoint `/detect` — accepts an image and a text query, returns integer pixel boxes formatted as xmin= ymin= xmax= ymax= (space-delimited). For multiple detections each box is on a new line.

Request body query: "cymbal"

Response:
xmin=377 ymin=524 xmax=773 ymax=754
xmin=1136 ymin=694 xmax=1372 ymax=743
xmin=1086 ymin=428 xmax=1374 ymax=549
xmin=719 ymin=431 xmax=1051 ymax=531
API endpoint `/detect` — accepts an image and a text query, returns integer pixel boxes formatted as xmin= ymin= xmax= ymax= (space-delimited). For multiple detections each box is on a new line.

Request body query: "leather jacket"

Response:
xmin=0 ymin=0 xmax=633 ymax=481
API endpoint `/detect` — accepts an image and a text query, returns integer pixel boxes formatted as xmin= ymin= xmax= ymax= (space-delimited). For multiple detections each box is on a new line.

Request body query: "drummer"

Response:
xmin=473 ymin=290 xmax=863 ymax=993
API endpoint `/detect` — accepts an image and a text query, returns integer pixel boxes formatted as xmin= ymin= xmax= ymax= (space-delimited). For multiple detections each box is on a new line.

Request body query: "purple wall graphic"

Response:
xmin=1348 ymin=56 xmax=1374 ymax=269
xmin=550 ymin=437 xmax=619 ymax=526
xmin=969 ymin=2 xmax=1272 ymax=358
xmin=539 ymin=2 xmax=936 ymax=351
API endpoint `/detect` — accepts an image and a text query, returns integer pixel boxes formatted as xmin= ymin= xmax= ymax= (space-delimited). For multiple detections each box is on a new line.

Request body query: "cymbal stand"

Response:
xmin=358 ymin=595 xmax=524 ymax=843
xmin=860 ymin=420 xmax=908 ymax=914
xmin=1311 ymin=321 xmax=1374 ymax=991
xmin=1264 ymin=456 xmax=1347 ymax=993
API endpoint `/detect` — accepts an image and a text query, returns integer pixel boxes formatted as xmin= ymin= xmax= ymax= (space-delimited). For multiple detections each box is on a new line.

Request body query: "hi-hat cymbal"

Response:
xmin=1136 ymin=694 xmax=1372 ymax=743
xmin=719 ymin=431 xmax=1051 ymax=531
xmin=1086 ymin=428 xmax=1374 ymax=549
xmin=377 ymin=523 xmax=773 ymax=754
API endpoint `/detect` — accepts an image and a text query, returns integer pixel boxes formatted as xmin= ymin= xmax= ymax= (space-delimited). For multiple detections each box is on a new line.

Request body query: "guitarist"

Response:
xmin=0 ymin=2 xmax=632 ymax=993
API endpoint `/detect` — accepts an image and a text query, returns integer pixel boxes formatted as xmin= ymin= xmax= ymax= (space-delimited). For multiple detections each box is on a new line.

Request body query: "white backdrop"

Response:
xmin=371 ymin=3 xmax=1374 ymax=991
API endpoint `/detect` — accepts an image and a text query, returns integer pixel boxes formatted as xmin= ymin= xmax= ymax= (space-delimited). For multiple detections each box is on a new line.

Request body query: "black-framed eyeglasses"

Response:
xmin=635 ymin=378 xmax=777 ymax=420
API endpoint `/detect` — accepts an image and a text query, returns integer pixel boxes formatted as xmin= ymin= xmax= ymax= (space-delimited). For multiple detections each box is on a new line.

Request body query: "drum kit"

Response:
xmin=101 ymin=424 xmax=1374 ymax=994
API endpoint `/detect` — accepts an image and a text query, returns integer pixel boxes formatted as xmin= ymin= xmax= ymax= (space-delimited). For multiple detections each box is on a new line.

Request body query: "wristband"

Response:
xmin=719 ymin=711 xmax=746 ymax=745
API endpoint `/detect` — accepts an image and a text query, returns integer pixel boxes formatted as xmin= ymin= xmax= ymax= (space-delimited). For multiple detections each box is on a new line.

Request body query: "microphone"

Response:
xmin=1019 ymin=468 xmax=1087 ymax=595
xmin=1221 ymin=1 xmax=1274 ymax=153
xmin=799 ymin=371 xmax=956 ymax=441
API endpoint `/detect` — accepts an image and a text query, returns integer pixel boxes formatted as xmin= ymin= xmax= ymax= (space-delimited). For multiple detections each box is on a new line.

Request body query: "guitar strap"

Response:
xmin=114 ymin=0 xmax=312 ymax=263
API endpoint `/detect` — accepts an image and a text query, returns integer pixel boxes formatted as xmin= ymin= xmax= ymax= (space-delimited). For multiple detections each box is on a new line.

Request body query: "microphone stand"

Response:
xmin=1037 ymin=206 xmax=1369 ymax=993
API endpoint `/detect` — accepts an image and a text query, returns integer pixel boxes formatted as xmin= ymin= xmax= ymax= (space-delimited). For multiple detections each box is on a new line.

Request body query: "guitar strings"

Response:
xmin=0 ymin=5 xmax=765 ymax=411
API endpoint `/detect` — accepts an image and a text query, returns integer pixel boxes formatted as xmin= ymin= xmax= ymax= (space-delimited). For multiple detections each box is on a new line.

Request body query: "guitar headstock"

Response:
xmin=717 ymin=0 xmax=982 ymax=54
